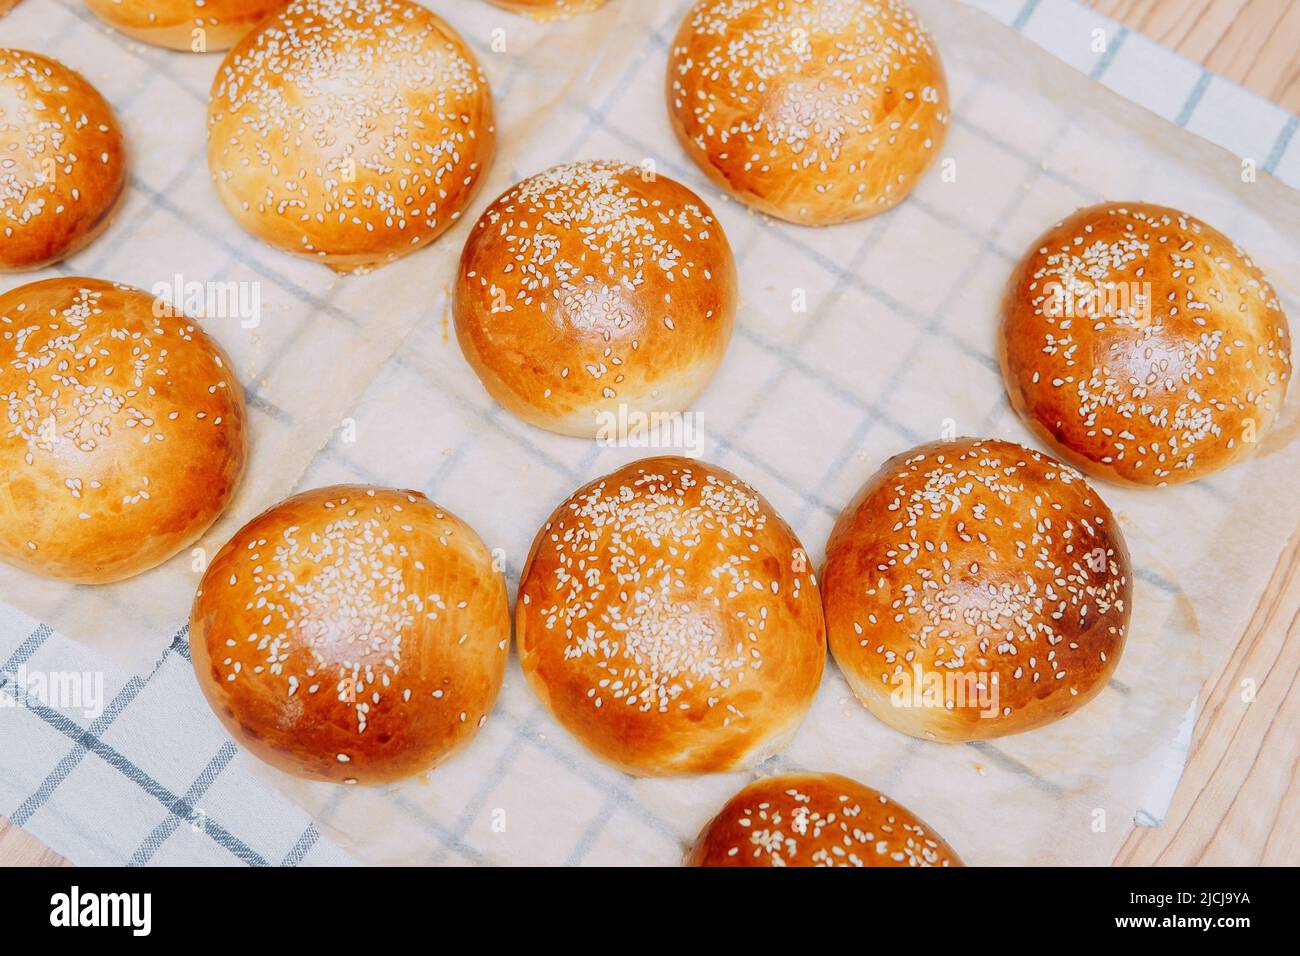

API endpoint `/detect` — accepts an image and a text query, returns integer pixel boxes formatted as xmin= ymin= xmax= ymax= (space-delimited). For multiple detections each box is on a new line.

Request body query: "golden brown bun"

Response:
xmin=666 ymin=0 xmax=949 ymax=226
xmin=1001 ymin=202 xmax=1292 ymax=486
xmin=84 ymin=0 xmax=283 ymax=51
xmin=517 ymin=456 xmax=825 ymax=776
xmin=454 ymin=161 xmax=737 ymax=437
xmin=688 ymin=772 xmax=963 ymax=866
xmin=0 ymin=49 xmax=127 ymax=272
xmin=823 ymin=438 xmax=1130 ymax=743
xmin=483 ymin=0 xmax=607 ymax=19
xmin=190 ymin=485 xmax=510 ymax=785
xmin=0 ymin=278 xmax=247 ymax=583
xmin=207 ymin=0 xmax=496 ymax=274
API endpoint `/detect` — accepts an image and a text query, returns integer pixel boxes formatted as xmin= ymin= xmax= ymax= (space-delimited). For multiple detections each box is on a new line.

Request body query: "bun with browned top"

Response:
xmin=0 ymin=49 xmax=126 ymax=271
xmin=666 ymin=0 xmax=950 ymax=226
xmin=823 ymin=437 xmax=1131 ymax=742
xmin=517 ymin=456 xmax=825 ymax=775
xmin=207 ymin=0 xmax=495 ymax=273
xmin=688 ymin=772 xmax=963 ymax=867
xmin=0 ymin=278 xmax=246 ymax=584
xmin=454 ymin=161 xmax=737 ymax=437
xmin=190 ymin=485 xmax=510 ymax=785
xmin=85 ymin=0 xmax=282 ymax=51
xmin=1001 ymin=202 xmax=1291 ymax=486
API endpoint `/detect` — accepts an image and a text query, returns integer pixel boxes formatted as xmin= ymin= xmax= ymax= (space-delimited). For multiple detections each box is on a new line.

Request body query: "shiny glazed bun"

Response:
xmin=483 ymin=0 xmax=607 ymax=19
xmin=1001 ymin=202 xmax=1291 ymax=486
xmin=0 ymin=278 xmax=246 ymax=583
xmin=84 ymin=0 xmax=283 ymax=51
xmin=0 ymin=49 xmax=127 ymax=271
xmin=823 ymin=438 xmax=1131 ymax=742
xmin=454 ymin=161 xmax=737 ymax=437
xmin=517 ymin=456 xmax=825 ymax=776
xmin=666 ymin=0 xmax=949 ymax=226
xmin=688 ymin=772 xmax=963 ymax=867
xmin=207 ymin=0 xmax=495 ymax=273
xmin=190 ymin=485 xmax=510 ymax=785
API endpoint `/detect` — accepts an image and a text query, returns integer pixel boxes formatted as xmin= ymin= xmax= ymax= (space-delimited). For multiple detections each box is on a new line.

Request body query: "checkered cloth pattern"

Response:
xmin=2 ymin=0 xmax=1298 ymax=866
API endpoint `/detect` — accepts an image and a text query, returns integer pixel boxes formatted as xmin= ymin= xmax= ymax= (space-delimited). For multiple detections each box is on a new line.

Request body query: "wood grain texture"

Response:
xmin=1084 ymin=0 xmax=1300 ymax=867
xmin=0 ymin=818 xmax=70 ymax=868
xmin=1088 ymin=0 xmax=1300 ymax=112
xmin=2 ymin=0 xmax=1298 ymax=869
xmin=1114 ymin=519 xmax=1300 ymax=865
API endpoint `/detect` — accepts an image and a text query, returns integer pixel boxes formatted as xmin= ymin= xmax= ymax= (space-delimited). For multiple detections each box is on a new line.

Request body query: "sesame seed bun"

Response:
xmin=84 ymin=0 xmax=283 ymax=51
xmin=482 ymin=0 xmax=607 ymax=19
xmin=190 ymin=485 xmax=510 ymax=785
xmin=206 ymin=0 xmax=496 ymax=274
xmin=823 ymin=437 xmax=1131 ymax=743
xmin=688 ymin=772 xmax=963 ymax=866
xmin=1001 ymin=202 xmax=1292 ymax=486
xmin=517 ymin=456 xmax=825 ymax=776
xmin=0 ymin=278 xmax=247 ymax=583
xmin=666 ymin=0 xmax=950 ymax=227
xmin=0 ymin=49 xmax=127 ymax=272
xmin=453 ymin=161 xmax=738 ymax=437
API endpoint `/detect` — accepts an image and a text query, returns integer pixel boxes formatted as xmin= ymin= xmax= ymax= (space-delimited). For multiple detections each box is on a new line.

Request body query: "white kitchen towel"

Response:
xmin=1 ymin=0 xmax=1297 ymax=866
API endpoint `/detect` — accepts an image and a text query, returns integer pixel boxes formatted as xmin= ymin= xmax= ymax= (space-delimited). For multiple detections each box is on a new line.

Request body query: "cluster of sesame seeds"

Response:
xmin=0 ymin=49 xmax=120 ymax=242
xmin=848 ymin=440 xmax=1127 ymax=715
xmin=102 ymin=1 xmax=242 ymax=30
xmin=0 ymin=282 xmax=235 ymax=531
xmin=669 ymin=0 xmax=948 ymax=213
xmin=464 ymin=161 xmax=722 ymax=400
xmin=227 ymin=496 xmax=409 ymax=731
xmin=1014 ymin=204 xmax=1291 ymax=482
xmin=527 ymin=462 xmax=797 ymax=716
xmin=714 ymin=781 xmax=953 ymax=866
xmin=208 ymin=0 xmax=491 ymax=262
xmin=213 ymin=490 xmax=484 ymax=741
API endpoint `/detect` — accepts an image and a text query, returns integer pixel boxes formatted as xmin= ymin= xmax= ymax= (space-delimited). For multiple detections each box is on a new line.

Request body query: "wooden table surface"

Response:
xmin=3 ymin=0 xmax=1299 ymax=868
xmin=1089 ymin=0 xmax=1300 ymax=867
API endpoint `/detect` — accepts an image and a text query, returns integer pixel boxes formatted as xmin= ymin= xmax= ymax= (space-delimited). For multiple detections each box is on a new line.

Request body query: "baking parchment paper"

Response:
xmin=1 ymin=0 xmax=1297 ymax=865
